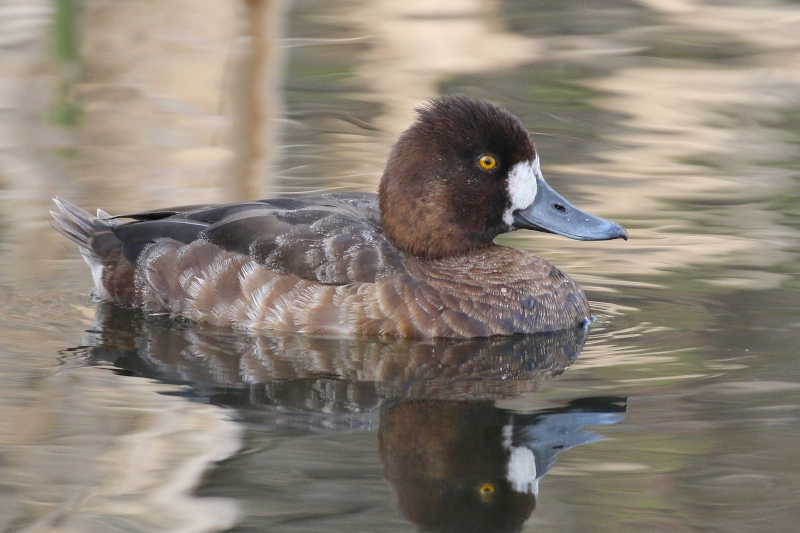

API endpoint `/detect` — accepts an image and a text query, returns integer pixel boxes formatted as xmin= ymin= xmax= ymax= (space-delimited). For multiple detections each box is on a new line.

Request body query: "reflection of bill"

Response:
xmin=68 ymin=303 xmax=624 ymax=531
xmin=380 ymin=397 xmax=625 ymax=533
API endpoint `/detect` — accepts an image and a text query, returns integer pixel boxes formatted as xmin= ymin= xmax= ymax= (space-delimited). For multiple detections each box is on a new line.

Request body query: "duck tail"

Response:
xmin=52 ymin=198 xmax=143 ymax=304
xmin=50 ymin=197 xmax=122 ymax=262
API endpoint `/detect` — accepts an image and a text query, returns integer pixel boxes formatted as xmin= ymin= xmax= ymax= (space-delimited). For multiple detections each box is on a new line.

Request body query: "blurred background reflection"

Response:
xmin=1 ymin=0 xmax=800 ymax=531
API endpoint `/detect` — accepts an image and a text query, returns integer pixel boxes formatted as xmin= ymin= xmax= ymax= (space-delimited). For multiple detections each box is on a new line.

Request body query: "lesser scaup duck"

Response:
xmin=52 ymin=95 xmax=626 ymax=337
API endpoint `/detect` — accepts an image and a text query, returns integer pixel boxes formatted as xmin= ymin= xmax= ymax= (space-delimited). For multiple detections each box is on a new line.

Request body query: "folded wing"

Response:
xmin=112 ymin=193 xmax=404 ymax=285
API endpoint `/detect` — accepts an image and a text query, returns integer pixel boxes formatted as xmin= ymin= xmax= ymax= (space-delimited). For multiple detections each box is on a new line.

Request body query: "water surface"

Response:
xmin=1 ymin=0 xmax=800 ymax=531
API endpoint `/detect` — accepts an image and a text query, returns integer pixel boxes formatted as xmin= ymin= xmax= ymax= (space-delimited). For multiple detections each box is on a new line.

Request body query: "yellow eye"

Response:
xmin=478 ymin=483 xmax=496 ymax=503
xmin=478 ymin=155 xmax=497 ymax=170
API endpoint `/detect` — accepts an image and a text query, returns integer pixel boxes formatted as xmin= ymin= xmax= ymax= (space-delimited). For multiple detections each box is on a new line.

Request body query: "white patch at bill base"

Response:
xmin=504 ymin=157 xmax=541 ymax=227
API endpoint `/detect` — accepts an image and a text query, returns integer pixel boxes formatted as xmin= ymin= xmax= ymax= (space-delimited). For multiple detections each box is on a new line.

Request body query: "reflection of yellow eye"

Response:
xmin=478 ymin=483 xmax=496 ymax=503
xmin=478 ymin=155 xmax=497 ymax=170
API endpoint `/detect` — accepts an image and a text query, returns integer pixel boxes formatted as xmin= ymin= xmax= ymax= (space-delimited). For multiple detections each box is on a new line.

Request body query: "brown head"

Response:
xmin=378 ymin=95 xmax=627 ymax=260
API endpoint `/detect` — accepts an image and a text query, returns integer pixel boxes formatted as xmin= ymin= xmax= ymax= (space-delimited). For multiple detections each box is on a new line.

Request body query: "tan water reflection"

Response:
xmin=0 ymin=367 xmax=240 ymax=532
xmin=1 ymin=0 xmax=800 ymax=532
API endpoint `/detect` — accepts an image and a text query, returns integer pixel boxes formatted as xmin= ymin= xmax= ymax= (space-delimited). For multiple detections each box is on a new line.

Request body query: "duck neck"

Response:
xmin=382 ymin=218 xmax=498 ymax=260
xmin=378 ymin=185 xmax=501 ymax=260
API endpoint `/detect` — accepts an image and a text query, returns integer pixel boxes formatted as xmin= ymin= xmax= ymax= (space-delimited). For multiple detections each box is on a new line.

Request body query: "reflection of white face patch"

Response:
xmin=503 ymin=156 xmax=541 ymax=228
xmin=502 ymin=423 xmax=540 ymax=495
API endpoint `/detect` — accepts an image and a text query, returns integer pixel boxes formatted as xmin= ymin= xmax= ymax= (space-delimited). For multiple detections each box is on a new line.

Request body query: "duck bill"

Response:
xmin=512 ymin=175 xmax=628 ymax=241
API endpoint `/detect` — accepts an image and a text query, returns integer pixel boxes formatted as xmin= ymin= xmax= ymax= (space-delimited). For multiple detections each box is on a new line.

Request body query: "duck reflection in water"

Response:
xmin=70 ymin=303 xmax=626 ymax=532
xmin=380 ymin=397 xmax=624 ymax=533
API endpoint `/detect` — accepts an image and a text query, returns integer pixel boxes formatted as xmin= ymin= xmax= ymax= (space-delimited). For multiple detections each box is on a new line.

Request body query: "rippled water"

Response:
xmin=1 ymin=0 xmax=800 ymax=531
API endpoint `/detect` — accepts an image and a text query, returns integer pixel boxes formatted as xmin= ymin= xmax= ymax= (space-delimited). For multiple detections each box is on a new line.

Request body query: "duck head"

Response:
xmin=379 ymin=95 xmax=627 ymax=260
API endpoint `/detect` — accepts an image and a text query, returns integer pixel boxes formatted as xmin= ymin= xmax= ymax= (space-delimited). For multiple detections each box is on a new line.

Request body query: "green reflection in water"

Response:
xmin=50 ymin=0 xmax=82 ymax=130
